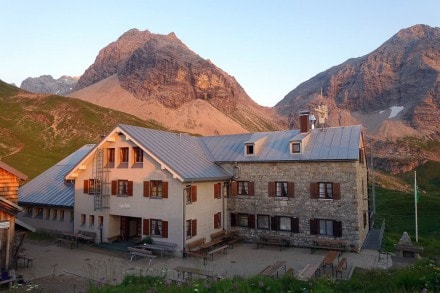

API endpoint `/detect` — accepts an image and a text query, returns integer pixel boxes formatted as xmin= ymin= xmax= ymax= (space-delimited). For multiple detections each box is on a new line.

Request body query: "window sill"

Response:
xmin=318 ymin=198 xmax=333 ymax=202
xmin=117 ymin=195 xmax=128 ymax=197
xmin=132 ymin=162 xmax=143 ymax=168
xmin=150 ymin=196 xmax=163 ymax=199
xmin=118 ymin=163 xmax=129 ymax=168
xmin=275 ymin=197 xmax=289 ymax=201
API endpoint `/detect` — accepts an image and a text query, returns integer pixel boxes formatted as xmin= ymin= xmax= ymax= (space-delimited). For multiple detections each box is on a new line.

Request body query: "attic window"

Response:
xmin=245 ymin=144 xmax=254 ymax=155
xmin=291 ymin=142 xmax=301 ymax=154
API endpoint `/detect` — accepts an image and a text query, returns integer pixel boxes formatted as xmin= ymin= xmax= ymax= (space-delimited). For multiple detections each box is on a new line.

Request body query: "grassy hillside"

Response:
xmin=0 ymin=80 xmax=164 ymax=179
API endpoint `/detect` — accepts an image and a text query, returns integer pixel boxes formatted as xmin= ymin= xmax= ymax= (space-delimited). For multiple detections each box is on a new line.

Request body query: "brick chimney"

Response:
xmin=299 ymin=110 xmax=310 ymax=133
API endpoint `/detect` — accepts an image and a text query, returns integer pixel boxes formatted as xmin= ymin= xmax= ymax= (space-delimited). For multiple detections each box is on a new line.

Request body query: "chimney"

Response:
xmin=299 ymin=110 xmax=310 ymax=133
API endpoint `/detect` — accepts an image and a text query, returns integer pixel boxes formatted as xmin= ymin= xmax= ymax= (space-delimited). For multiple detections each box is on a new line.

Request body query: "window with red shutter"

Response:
xmin=111 ymin=181 xmax=117 ymax=195
xmin=231 ymin=181 xmax=238 ymax=196
xmin=127 ymin=181 xmax=133 ymax=196
xmin=214 ymin=183 xmax=221 ymax=199
xmin=83 ymin=180 xmax=89 ymax=194
xmin=268 ymin=182 xmax=275 ymax=197
xmin=333 ymin=183 xmax=341 ymax=200
xmin=287 ymin=182 xmax=295 ymax=198
xmin=191 ymin=185 xmax=197 ymax=202
xmin=310 ymin=183 xmax=319 ymax=199
xmin=248 ymin=182 xmax=255 ymax=196
xmin=192 ymin=219 xmax=197 ymax=236
xmin=161 ymin=221 xmax=168 ymax=238
xmin=143 ymin=181 xmax=150 ymax=197
xmin=162 ymin=182 xmax=168 ymax=198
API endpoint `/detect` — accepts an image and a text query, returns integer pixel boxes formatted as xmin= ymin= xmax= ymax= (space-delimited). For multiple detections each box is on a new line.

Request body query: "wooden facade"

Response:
xmin=0 ymin=162 xmax=27 ymax=271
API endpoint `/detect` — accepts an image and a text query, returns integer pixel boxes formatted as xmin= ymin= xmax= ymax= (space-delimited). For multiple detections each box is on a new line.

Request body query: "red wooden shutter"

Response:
xmin=333 ymin=220 xmax=342 ymax=237
xmin=248 ymin=214 xmax=255 ymax=229
xmin=333 ymin=183 xmax=341 ymax=200
xmin=268 ymin=182 xmax=275 ymax=197
xmin=191 ymin=186 xmax=197 ymax=202
xmin=192 ymin=219 xmax=197 ymax=236
xmin=214 ymin=183 xmax=221 ymax=198
xmin=143 ymin=181 xmax=150 ymax=197
xmin=230 ymin=213 xmax=237 ymax=227
xmin=143 ymin=219 xmax=150 ymax=235
xmin=111 ymin=180 xmax=117 ymax=195
xmin=310 ymin=219 xmax=318 ymax=235
xmin=83 ymin=180 xmax=89 ymax=194
xmin=248 ymin=182 xmax=255 ymax=196
xmin=310 ymin=183 xmax=318 ymax=199
xmin=214 ymin=213 xmax=218 ymax=229
xmin=127 ymin=181 xmax=133 ymax=196
xmin=231 ymin=181 xmax=238 ymax=196
xmin=162 ymin=181 xmax=168 ymax=198
xmin=271 ymin=216 xmax=278 ymax=231
xmin=162 ymin=221 xmax=168 ymax=238
xmin=288 ymin=182 xmax=295 ymax=198
xmin=291 ymin=217 xmax=299 ymax=233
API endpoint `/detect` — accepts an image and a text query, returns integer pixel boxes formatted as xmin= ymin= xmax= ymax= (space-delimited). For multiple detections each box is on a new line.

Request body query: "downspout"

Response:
xmin=182 ymin=186 xmax=186 ymax=257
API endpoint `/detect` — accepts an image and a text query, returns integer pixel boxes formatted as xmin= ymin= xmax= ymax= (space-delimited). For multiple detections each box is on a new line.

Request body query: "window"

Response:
xmin=118 ymin=180 xmax=128 ymax=196
xmin=52 ymin=209 xmax=58 ymax=220
xmin=238 ymin=181 xmax=249 ymax=195
xmin=151 ymin=219 xmax=163 ymax=237
xmin=186 ymin=219 xmax=197 ymax=239
xmin=119 ymin=147 xmax=129 ymax=167
xmin=214 ymin=183 xmax=222 ymax=199
xmin=245 ymin=144 xmax=254 ymax=155
xmin=107 ymin=148 xmax=115 ymax=168
xmin=279 ymin=216 xmax=292 ymax=231
xmin=214 ymin=212 xmax=222 ymax=229
xmin=257 ymin=215 xmax=270 ymax=229
xmin=310 ymin=219 xmax=342 ymax=237
xmin=89 ymin=179 xmax=101 ymax=194
xmin=25 ymin=207 xmax=32 ymax=217
xmin=45 ymin=208 xmax=50 ymax=220
xmin=319 ymin=182 xmax=333 ymax=199
xmin=291 ymin=142 xmax=301 ymax=153
xmin=59 ymin=210 xmax=64 ymax=222
xmin=143 ymin=181 xmax=168 ymax=198
xmin=133 ymin=147 xmax=143 ymax=165
xmin=185 ymin=185 xmax=197 ymax=204
xmin=89 ymin=215 xmax=95 ymax=227
xmin=276 ymin=182 xmax=288 ymax=197
xmin=310 ymin=182 xmax=340 ymax=200
xmin=268 ymin=182 xmax=294 ymax=198
xmin=151 ymin=180 xmax=163 ymax=197
xmin=80 ymin=214 xmax=86 ymax=227
xmin=238 ymin=213 xmax=248 ymax=227
xmin=271 ymin=216 xmax=299 ymax=233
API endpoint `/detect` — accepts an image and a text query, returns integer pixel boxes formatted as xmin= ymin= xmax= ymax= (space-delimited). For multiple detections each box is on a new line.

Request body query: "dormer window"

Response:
xmin=245 ymin=144 xmax=254 ymax=155
xmin=291 ymin=142 xmax=301 ymax=154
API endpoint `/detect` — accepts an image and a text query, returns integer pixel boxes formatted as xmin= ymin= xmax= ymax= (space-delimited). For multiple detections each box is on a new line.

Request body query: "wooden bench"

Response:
xmin=128 ymin=247 xmax=157 ymax=262
xmin=225 ymin=230 xmax=242 ymax=248
xmin=310 ymin=238 xmax=348 ymax=254
xmin=77 ymin=230 xmax=96 ymax=243
xmin=258 ymin=261 xmax=287 ymax=278
xmin=182 ymin=237 xmax=208 ymax=265
xmin=207 ymin=244 xmax=228 ymax=261
xmin=298 ymin=264 xmax=320 ymax=280
xmin=107 ymin=235 xmax=120 ymax=243
xmin=335 ymin=257 xmax=347 ymax=278
xmin=210 ymin=230 xmax=226 ymax=241
xmin=257 ymin=236 xmax=290 ymax=251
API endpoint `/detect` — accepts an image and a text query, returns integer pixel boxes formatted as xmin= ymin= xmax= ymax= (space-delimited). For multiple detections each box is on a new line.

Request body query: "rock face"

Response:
xmin=21 ymin=75 xmax=78 ymax=95
xmin=72 ymin=29 xmax=282 ymax=135
xmin=276 ymin=24 xmax=440 ymax=173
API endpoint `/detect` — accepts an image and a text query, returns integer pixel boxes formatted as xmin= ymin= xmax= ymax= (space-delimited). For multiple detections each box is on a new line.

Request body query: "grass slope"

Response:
xmin=0 ymin=81 xmax=164 ymax=179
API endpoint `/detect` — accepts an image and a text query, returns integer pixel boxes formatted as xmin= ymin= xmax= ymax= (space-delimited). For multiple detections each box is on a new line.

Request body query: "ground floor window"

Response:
xmin=257 ymin=215 xmax=270 ymax=229
xmin=319 ymin=219 xmax=333 ymax=236
xmin=238 ymin=213 xmax=248 ymax=227
xmin=310 ymin=218 xmax=342 ymax=237
xmin=151 ymin=219 xmax=163 ymax=237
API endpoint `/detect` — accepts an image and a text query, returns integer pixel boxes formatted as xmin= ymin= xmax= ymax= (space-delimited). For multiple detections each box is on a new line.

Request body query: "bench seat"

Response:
xmin=207 ymin=245 xmax=228 ymax=261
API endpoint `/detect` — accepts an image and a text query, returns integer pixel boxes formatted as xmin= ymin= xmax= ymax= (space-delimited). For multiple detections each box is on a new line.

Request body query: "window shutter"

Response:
xmin=288 ymin=182 xmax=295 ymax=198
xmin=127 ymin=181 xmax=133 ymax=196
xmin=83 ymin=180 xmax=89 ymax=194
xmin=268 ymin=182 xmax=275 ymax=197
xmin=291 ymin=217 xmax=299 ymax=233
xmin=231 ymin=181 xmax=238 ymax=196
xmin=333 ymin=183 xmax=341 ymax=200
xmin=333 ymin=220 xmax=342 ymax=237
xmin=214 ymin=183 xmax=221 ymax=199
xmin=310 ymin=219 xmax=318 ymax=235
xmin=162 ymin=221 xmax=168 ymax=238
xmin=230 ymin=213 xmax=237 ymax=227
xmin=162 ymin=182 xmax=168 ymax=198
xmin=143 ymin=181 xmax=150 ymax=197
xmin=248 ymin=214 xmax=255 ymax=229
xmin=271 ymin=216 xmax=278 ymax=231
xmin=192 ymin=219 xmax=197 ymax=236
xmin=249 ymin=182 xmax=255 ymax=196
xmin=310 ymin=183 xmax=319 ymax=199
xmin=214 ymin=213 xmax=219 ymax=229
xmin=191 ymin=185 xmax=197 ymax=202
xmin=143 ymin=219 xmax=150 ymax=235
xmin=111 ymin=181 xmax=117 ymax=195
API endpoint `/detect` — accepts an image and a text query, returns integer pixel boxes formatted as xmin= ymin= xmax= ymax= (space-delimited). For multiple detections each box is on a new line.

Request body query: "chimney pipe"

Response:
xmin=299 ymin=110 xmax=310 ymax=133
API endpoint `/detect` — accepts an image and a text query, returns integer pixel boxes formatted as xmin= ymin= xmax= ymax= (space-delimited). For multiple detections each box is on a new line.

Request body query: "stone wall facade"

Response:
xmin=226 ymin=159 xmax=369 ymax=251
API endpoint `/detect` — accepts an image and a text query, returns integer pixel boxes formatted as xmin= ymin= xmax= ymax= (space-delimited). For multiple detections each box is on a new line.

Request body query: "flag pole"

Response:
xmin=414 ymin=171 xmax=418 ymax=243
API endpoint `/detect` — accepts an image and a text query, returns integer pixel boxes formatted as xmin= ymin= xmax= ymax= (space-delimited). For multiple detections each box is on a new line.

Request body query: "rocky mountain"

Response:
xmin=70 ymin=29 xmax=282 ymax=135
xmin=21 ymin=75 xmax=78 ymax=95
xmin=276 ymin=24 xmax=440 ymax=174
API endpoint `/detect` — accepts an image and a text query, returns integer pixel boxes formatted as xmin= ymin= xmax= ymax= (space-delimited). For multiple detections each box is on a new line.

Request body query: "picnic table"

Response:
xmin=174 ymin=266 xmax=224 ymax=281
xmin=135 ymin=241 xmax=177 ymax=258
xmin=321 ymin=250 xmax=339 ymax=274
xmin=298 ymin=264 xmax=320 ymax=280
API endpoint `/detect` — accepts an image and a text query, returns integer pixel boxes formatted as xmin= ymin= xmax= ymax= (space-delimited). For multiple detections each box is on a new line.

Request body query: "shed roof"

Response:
xmin=19 ymin=144 xmax=94 ymax=208
xmin=0 ymin=161 xmax=27 ymax=180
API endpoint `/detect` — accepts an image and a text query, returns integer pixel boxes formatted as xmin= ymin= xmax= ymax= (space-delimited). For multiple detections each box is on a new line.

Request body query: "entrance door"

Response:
xmin=120 ymin=216 xmax=141 ymax=240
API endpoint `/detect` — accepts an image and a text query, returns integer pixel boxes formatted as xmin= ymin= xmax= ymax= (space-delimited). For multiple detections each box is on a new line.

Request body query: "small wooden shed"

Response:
xmin=0 ymin=161 xmax=27 ymax=271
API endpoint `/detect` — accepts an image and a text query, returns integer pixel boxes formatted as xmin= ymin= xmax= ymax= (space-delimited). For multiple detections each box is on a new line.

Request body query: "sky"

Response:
xmin=1 ymin=1 xmax=439 ymax=107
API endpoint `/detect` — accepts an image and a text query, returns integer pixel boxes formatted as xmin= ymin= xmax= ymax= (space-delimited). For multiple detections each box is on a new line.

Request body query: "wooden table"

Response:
xmin=298 ymin=264 xmax=320 ymax=280
xmin=258 ymin=261 xmax=287 ymax=278
xmin=174 ymin=266 xmax=224 ymax=281
xmin=200 ymin=238 xmax=223 ymax=250
xmin=321 ymin=250 xmax=339 ymax=274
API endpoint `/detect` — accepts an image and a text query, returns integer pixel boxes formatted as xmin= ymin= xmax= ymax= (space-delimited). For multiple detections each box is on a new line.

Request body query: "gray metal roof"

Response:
xmin=118 ymin=124 xmax=362 ymax=181
xmin=19 ymin=144 xmax=95 ymax=208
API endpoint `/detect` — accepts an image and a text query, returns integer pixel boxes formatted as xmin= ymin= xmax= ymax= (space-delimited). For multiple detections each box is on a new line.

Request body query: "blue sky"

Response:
xmin=1 ymin=1 xmax=439 ymax=106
